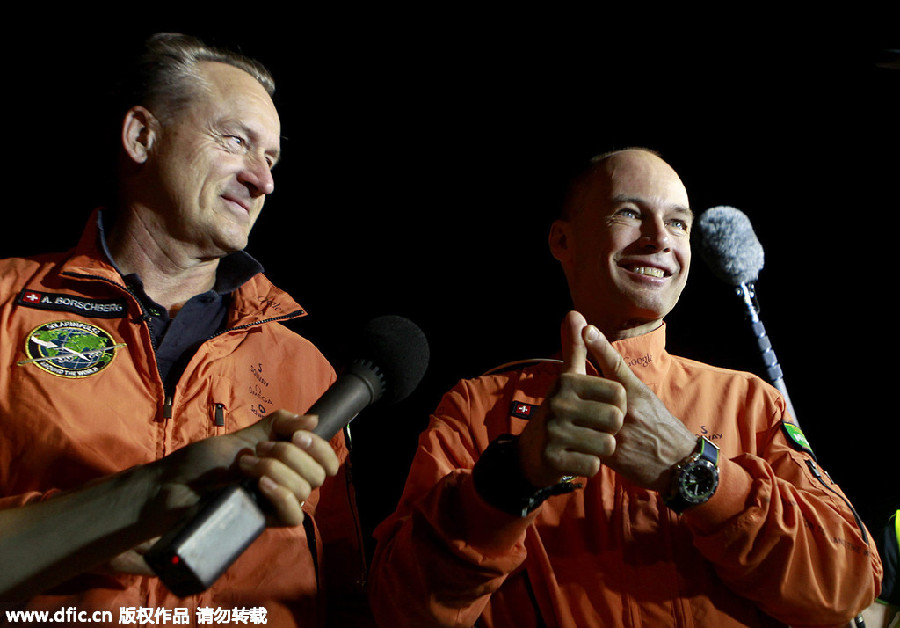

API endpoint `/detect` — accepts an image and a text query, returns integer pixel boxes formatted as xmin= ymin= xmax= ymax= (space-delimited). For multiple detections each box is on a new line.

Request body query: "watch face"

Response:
xmin=679 ymin=459 xmax=719 ymax=504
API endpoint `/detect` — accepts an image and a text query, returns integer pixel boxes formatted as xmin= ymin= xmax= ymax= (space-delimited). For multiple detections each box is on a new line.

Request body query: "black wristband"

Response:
xmin=473 ymin=434 xmax=580 ymax=517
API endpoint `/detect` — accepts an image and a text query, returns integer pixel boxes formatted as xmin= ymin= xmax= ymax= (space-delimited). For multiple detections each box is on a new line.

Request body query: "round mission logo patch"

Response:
xmin=23 ymin=321 xmax=121 ymax=378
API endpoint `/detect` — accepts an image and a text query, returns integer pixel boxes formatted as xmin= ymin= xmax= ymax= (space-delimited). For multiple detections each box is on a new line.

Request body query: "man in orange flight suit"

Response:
xmin=369 ymin=148 xmax=881 ymax=626
xmin=0 ymin=34 xmax=369 ymax=626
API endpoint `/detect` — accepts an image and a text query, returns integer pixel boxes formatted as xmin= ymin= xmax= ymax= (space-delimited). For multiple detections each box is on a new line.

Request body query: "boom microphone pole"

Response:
xmin=696 ymin=205 xmax=874 ymax=575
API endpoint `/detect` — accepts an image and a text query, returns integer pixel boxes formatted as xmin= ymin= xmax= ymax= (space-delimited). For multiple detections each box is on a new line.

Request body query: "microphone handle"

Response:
xmin=736 ymin=282 xmax=796 ymax=419
xmin=143 ymin=480 xmax=267 ymax=597
xmin=308 ymin=362 xmax=383 ymax=440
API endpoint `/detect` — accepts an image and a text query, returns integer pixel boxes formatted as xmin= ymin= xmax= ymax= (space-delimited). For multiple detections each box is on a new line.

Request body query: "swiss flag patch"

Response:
xmin=510 ymin=400 xmax=537 ymax=419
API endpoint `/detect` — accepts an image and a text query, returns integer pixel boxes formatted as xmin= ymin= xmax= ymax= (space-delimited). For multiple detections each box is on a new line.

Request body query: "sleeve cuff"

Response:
xmin=472 ymin=434 xmax=580 ymax=518
xmin=682 ymin=456 xmax=753 ymax=534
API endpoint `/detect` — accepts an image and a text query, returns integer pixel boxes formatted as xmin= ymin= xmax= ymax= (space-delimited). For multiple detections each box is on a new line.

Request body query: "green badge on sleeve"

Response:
xmin=782 ymin=420 xmax=815 ymax=457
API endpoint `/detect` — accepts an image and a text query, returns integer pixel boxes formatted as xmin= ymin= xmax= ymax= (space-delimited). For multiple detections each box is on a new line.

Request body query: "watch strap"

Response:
xmin=473 ymin=434 xmax=580 ymax=517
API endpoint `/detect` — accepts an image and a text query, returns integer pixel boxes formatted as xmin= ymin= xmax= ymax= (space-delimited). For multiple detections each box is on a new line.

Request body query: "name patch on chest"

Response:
xmin=17 ymin=289 xmax=128 ymax=319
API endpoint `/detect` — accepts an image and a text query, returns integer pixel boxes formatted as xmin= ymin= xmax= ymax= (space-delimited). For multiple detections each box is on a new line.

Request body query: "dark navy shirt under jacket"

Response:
xmin=97 ymin=211 xmax=264 ymax=393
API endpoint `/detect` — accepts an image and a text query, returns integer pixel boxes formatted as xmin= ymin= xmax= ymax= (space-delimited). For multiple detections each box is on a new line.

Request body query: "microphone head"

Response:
xmin=696 ymin=206 xmax=765 ymax=285
xmin=351 ymin=315 xmax=430 ymax=405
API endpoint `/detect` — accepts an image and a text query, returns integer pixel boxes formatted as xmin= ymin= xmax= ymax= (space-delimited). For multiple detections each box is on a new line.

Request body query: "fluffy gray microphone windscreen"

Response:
xmin=696 ymin=206 xmax=765 ymax=285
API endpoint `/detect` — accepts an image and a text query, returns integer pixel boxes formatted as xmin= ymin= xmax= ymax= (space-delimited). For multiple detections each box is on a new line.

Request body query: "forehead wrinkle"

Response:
xmin=202 ymin=62 xmax=280 ymax=136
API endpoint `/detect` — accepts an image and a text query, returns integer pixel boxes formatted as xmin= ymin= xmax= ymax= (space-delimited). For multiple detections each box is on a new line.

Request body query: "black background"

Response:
xmin=5 ymin=17 xmax=898 ymax=557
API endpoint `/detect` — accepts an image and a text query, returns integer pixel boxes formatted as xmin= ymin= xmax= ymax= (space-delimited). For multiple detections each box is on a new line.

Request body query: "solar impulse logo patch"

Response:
xmin=21 ymin=321 xmax=123 ymax=378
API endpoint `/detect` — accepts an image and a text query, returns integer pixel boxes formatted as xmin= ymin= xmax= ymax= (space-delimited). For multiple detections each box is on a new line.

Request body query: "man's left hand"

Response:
xmin=580 ymin=323 xmax=697 ymax=492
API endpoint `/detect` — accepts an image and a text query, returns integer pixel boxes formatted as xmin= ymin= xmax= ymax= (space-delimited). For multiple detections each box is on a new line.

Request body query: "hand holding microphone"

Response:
xmin=144 ymin=315 xmax=430 ymax=596
xmin=237 ymin=410 xmax=341 ymax=526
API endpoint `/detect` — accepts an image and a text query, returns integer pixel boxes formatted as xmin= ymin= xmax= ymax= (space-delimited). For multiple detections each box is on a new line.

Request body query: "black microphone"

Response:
xmin=696 ymin=206 xmax=796 ymax=419
xmin=144 ymin=315 xmax=430 ymax=596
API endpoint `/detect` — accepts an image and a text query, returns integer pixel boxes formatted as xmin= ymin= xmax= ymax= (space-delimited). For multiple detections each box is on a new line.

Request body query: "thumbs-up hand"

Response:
xmin=517 ymin=311 xmax=626 ymax=488
xmin=518 ymin=311 xmax=696 ymax=492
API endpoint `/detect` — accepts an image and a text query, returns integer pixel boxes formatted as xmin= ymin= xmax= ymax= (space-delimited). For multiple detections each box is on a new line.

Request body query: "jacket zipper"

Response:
xmin=62 ymin=272 xmax=171 ymax=416
xmin=206 ymin=310 xmax=306 ymax=339
xmin=805 ymin=459 xmax=868 ymax=543
xmin=214 ymin=403 xmax=226 ymax=427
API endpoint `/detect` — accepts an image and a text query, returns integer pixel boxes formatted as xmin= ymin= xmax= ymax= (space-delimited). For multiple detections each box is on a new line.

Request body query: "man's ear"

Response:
xmin=548 ymin=219 xmax=573 ymax=264
xmin=121 ymin=106 xmax=158 ymax=165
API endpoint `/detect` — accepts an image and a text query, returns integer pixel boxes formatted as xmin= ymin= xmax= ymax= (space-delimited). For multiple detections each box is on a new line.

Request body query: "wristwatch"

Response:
xmin=664 ymin=435 xmax=720 ymax=513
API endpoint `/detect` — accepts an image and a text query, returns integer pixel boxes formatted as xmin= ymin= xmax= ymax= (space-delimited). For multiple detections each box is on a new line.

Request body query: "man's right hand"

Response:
xmin=97 ymin=410 xmax=341 ymax=576
xmin=153 ymin=409 xmax=340 ymax=527
xmin=0 ymin=406 xmax=334 ymax=600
